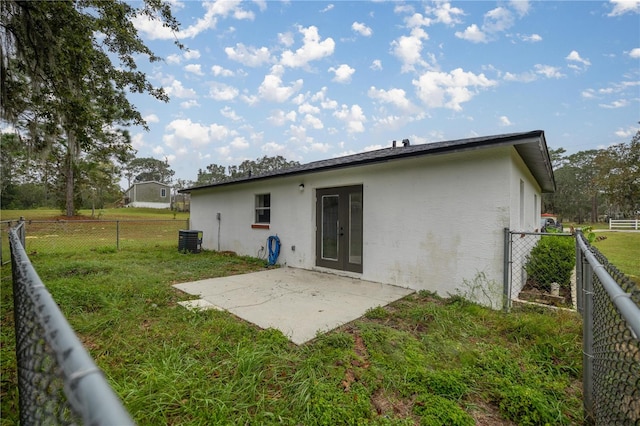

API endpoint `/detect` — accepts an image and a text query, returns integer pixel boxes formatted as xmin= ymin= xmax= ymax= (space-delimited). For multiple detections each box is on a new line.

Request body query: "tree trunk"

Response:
xmin=65 ymin=130 xmax=77 ymax=217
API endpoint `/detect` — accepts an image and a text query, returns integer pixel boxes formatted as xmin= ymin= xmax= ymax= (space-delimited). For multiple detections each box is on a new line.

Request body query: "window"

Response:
xmin=255 ymin=194 xmax=270 ymax=223
xmin=161 ymin=188 xmax=167 ymax=198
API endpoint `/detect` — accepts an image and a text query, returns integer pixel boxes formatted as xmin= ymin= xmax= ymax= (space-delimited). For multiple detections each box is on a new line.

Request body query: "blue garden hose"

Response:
xmin=267 ymin=235 xmax=280 ymax=265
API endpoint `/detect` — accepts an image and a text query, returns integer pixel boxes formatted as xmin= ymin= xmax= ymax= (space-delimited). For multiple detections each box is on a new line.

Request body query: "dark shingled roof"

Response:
xmin=180 ymin=130 xmax=555 ymax=193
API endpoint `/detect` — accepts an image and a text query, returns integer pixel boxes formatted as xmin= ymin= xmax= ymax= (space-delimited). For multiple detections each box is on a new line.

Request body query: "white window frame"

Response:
xmin=255 ymin=193 xmax=271 ymax=224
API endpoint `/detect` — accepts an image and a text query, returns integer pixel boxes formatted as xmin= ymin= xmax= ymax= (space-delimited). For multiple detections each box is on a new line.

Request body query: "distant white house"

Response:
xmin=180 ymin=131 xmax=555 ymax=308
xmin=123 ymin=181 xmax=171 ymax=209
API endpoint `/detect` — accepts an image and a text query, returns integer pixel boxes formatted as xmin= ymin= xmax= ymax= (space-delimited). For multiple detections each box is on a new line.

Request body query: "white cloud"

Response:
xmin=164 ymin=79 xmax=197 ymax=98
xmin=499 ymin=115 xmax=513 ymax=126
xmin=352 ymin=22 xmax=373 ymax=37
xmin=608 ymin=0 xmax=640 ymax=16
xmin=321 ymin=4 xmax=334 ymax=13
xmin=261 ymin=141 xmax=286 ymax=155
xmin=184 ymin=49 xmax=201 ymax=60
xmin=406 ymin=13 xmax=433 ymax=28
xmin=311 ymin=87 xmax=339 ymax=110
xmin=534 ymin=64 xmax=565 ymax=79
xmin=220 ymin=106 xmax=242 ymax=121
xmin=614 ymin=125 xmax=639 ymax=138
xmin=368 ymin=86 xmax=416 ymax=112
xmin=629 ymin=47 xmax=640 ymax=58
xmin=455 ymin=24 xmax=487 ymax=43
xmin=425 ymin=2 xmax=464 ymax=26
xmin=133 ymin=1 xmax=254 ymax=40
xmin=268 ymin=109 xmax=297 ymax=126
xmin=391 ymin=27 xmax=430 ymax=72
xmin=370 ymin=59 xmax=382 ymax=71
xmin=184 ymin=64 xmax=204 ymax=76
xmin=309 ymin=142 xmax=331 ymax=153
xmin=413 ymin=68 xmax=497 ymax=111
xmin=225 ymin=43 xmax=272 ymax=67
xmin=299 ymin=102 xmax=320 ymax=114
xmin=599 ymin=99 xmax=629 ymax=108
xmin=456 ymin=2 xmax=531 ymax=43
xmin=302 ymin=114 xmax=324 ymax=129
xmin=566 ymin=50 xmax=591 ymax=71
xmin=333 ymin=104 xmax=366 ymax=134
xmin=503 ymin=71 xmax=537 ymax=83
xmin=581 ymin=89 xmax=597 ymax=99
xmin=131 ymin=133 xmax=145 ymax=150
xmin=211 ymin=65 xmax=234 ymax=77
xmin=483 ymin=7 xmax=514 ymax=33
xmin=144 ymin=113 xmax=160 ymax=123
xmin=180 ymin=100 xmax=200 ymax=109
xmin=278 ymin=32 xmax=294 ymax=47
xmin=208 ymin=82 xmax=239 ymax=101
xmin=509 ymin=0 xmax=531 ymax=16
xmin=519 ymin=33 xmax=542 ymax=42
xmin=163 ymin=118 xmax=232 ymax=148
xmin=280 ymin=25 xmax=335 ymax=68
xmin=329 ymin=64 xmax=355 ymax=83
xmin=258 ymin=71 xmax=303 ymax=102
xmin=230 ymin=136 xmax=249 ymax=149
xmin=166 ymin=54 xmax=182 ymax=65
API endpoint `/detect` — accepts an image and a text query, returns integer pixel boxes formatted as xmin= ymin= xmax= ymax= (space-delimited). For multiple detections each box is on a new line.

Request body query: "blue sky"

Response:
xmin=128 ymin=0 xmax=640 ymax=185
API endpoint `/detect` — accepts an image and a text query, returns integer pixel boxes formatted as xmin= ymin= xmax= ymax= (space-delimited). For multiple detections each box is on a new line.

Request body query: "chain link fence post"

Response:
xmin=502 ymin=227 xmax=512 ymax=312
xmin=579 ymin=240 xmax=595 ymax=424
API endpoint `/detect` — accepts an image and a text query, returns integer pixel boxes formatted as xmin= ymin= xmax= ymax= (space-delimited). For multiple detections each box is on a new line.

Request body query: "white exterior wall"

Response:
xmin=128 ymin=201 xmax=171 ymax=209
xmin=190 ymin=145 xmax=542 ymax=308
xmin=508 ymin=149 xmax=544 ymax=298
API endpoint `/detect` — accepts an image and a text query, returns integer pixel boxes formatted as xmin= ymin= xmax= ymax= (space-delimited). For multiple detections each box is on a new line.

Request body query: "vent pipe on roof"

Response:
xmin=392 ymin=140 xmax=396 ymax=148
xmin=402 ymin=139 xmax=410 ymax=147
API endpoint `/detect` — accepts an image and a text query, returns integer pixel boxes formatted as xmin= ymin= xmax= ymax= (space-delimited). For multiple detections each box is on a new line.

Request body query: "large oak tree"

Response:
xmin=1 ymin=0 xmax=181 ymax=216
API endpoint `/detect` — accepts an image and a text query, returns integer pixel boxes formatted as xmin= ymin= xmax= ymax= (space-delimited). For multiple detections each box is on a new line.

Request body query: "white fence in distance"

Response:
xmin=609 ymin=219 xmax=639 ymax=230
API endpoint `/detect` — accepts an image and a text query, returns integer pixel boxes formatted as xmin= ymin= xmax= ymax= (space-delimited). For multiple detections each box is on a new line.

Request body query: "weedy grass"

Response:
xmin=1 ymin=244 xmax=584 ymax=425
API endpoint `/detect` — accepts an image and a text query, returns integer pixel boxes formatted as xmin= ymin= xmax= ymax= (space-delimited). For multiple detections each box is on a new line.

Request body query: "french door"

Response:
xmin=315 ymin=185 xmax=363 ymax=273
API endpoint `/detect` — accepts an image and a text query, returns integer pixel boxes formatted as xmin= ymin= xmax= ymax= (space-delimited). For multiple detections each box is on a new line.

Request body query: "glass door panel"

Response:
xmin=349 ymin=192 xmax=362 ymax=265
xmin=321 ymin=195 xmax=339 ymax=261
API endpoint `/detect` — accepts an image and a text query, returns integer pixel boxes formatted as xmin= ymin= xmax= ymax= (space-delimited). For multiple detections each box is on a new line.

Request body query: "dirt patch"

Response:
xmin=469 ymin=399 xmax=516 ymax=426
xmin=371 ymin=388 xmax=415 ymax=418
xmin=519 ymin=280 xmax=572 ymax=308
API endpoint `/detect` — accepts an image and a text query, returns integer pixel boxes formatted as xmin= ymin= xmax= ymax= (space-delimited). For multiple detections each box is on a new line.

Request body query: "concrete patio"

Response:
xmin=173 ymin=267 xmax=414 ymax=345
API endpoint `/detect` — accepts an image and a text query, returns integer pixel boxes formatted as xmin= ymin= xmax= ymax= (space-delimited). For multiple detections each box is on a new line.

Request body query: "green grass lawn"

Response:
xmin=1 ymin=207 xmax=190 ymax=221
xmin=592 ymin=231 xmax=640 ymax=283
xmin=1 ymin=243 xmax=585 ymax=425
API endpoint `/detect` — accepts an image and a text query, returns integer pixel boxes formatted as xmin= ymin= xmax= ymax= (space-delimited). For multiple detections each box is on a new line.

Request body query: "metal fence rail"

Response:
xmin=576 ymin=230 xmax=640 ymax=425
xmin=9 ymin=222 xmax=135 ymax=425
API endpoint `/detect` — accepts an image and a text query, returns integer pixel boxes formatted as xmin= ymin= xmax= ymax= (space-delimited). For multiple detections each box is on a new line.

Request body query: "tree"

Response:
xmin=197 ymin=156 xmax=301 ymax=185
xmin=196 ymin=164 xmax=228 ymax=185
xmin=125 ymin=157 xmax=175 ymax=185
xmin=228 ymin=155 xmax=301 ymax=178
xmin=544 ymin=149 xmax=603 ymax=223
xmin=595 ymin=130 xmax=640 ymax=217
xmin=1 ymin=1 xmax=181 ymax=216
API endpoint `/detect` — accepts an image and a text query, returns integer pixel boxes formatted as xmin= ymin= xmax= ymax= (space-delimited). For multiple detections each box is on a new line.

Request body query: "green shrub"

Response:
xmin=525 ymin=235 xmax=575 ymax=290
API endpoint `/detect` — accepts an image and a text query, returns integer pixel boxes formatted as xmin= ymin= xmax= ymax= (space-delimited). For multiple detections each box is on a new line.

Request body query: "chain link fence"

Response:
xmin=7 ymin=218 xmax=189 ymax=254
xmin=576 ymin=231 xmax=640 ymax=425
xmin=504 ymin=229 xmax=576 ymax=310
xmin=8 ymin=222 xmax=135 ymax=425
